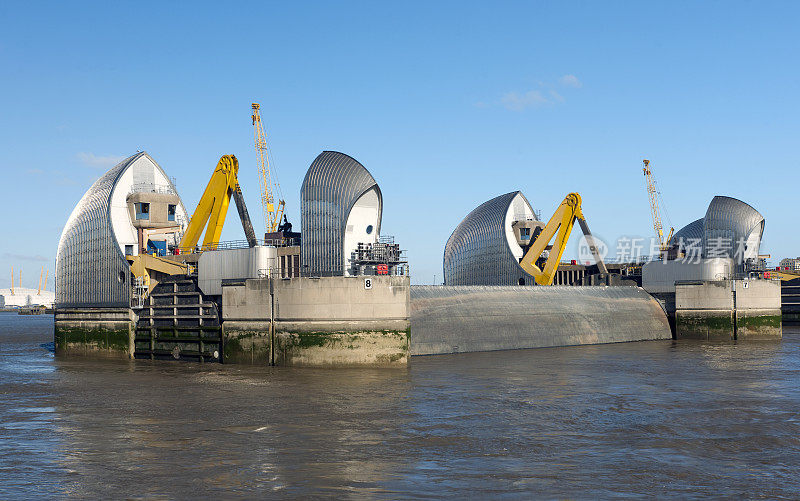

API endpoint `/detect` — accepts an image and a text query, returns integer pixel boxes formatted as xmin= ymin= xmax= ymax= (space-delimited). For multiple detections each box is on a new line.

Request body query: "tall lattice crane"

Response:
xmin=642 ymin=159 xmax=673 ymax=253
xmin=251 ymin=103 xmax=285 ymax=233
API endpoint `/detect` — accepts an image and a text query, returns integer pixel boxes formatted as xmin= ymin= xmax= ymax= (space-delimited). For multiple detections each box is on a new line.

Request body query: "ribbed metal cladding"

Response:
xmin=443 ymin=191 xmax=537 ymax=286
xmin=300 ymin=151 xmax=382 ymax=276
xmin=672 ymin=217 xmax=704 ymax=251
xmin=55 ymin=152 xmax=183 ymax=307
xmin=702 ymin=196 xmax=764 ymax=258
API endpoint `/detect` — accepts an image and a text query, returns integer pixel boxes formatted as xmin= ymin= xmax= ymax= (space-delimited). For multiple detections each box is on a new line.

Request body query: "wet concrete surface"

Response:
xmin=1 ymin=312 xmax=799 ymax=498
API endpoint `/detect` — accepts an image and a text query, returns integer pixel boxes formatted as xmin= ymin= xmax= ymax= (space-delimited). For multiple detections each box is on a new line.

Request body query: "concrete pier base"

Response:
xmin=736 ymin=310 xmax=783 ymax=340
xmin=675 ymin=280 xmax=782 ymax=340
xmin=221 ymin=276 xmax=410 ymax=366
xmin=221 ymin=320 xmax=271 ymax=365
xmin=54 ymin=308 xmax=135 ymax=358
xmin=273 ymin=330 xmax=409 ymax=367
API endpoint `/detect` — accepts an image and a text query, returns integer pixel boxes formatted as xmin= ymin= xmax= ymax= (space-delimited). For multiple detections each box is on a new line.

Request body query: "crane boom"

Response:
xmin=251 ymin=103 xmax=285 ymax=233
xmin=178 ymin=155 xmax=257 ymax=252
xmin=642 ymin=159 xmax=673 ymax=252
xmin=518 ymin=192 xmax=607 ymax=285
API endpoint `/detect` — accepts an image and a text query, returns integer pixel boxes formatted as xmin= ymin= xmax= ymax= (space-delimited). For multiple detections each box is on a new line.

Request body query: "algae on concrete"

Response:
xmin=55 ymin=325 xmax=132 ymax=358
xmin=676 ymin=312 xmax=735 ymax=340
xmin=736 ymin=313 xmax=782 ymax=339
xmin=221 ymin=326 xmax=271 ymax=365
xmin=274 ymin=330 xmax=409 ymax=367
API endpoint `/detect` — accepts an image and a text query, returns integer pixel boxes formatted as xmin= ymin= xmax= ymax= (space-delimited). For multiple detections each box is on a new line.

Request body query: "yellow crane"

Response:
xmin=518 ymin=192 xmax=608 ymax=285
xmin=127 ymin=155 xmax=258 ymax=295
xmin=251 ymin=103 xmax=285 ymax=233
xmin=642 ymin=159 xmax=673 ymax=253
xmin=179 ymin=154 xmax=256 ymax=251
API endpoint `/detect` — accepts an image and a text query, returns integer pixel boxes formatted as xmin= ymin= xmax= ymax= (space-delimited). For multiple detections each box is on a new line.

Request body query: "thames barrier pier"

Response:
xmin=221 ymin=275 xmax=409 ymax=366
xmin=54 ymin=148 xmax=782 ymax=366
xmin=55 ymin=151 xmax=413 ymax=365
xmin=642 ymin=196 xmax=782 ymax=340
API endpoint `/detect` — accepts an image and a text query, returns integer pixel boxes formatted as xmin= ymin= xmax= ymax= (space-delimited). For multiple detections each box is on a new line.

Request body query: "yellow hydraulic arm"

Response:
xmin=179 ymin=155 xmax=257 ymax=252
xmin=519 ymin=192 xmax=608 ymax=285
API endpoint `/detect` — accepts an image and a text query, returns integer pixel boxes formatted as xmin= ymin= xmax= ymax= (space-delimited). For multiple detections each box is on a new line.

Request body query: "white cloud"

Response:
xmin=3 ymin=253 xmax=49 ymax=262
xmin=77 ymin=152 xmax=124 ymax=168
xmin=492 ymin=75 xmax=582 ymax=112
xmin=501 ymin=90 xmax=549 ymax=111
xmin=558 ymin=74 xmax=582 ymax=88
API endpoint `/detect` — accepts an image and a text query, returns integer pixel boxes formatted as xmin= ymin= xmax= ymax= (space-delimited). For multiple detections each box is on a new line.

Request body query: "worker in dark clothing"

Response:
xmin=278 ymin=215 xmax=292 ymax=233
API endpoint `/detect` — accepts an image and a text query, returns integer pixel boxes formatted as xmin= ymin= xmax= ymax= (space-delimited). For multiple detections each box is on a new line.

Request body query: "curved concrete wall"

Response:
xmin=410 ymin=285 xmax=672 ymax=355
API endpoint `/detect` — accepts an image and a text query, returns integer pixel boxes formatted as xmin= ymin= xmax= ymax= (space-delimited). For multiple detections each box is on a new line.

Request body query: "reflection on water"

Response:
xmin=1 ymin=311 xmax=799 ymax=498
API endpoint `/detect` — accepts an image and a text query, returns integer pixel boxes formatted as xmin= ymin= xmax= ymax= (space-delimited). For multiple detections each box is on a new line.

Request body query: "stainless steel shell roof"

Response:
xmin=300 ymin=151 xmax=382 ymax=275
xmin=443 ymin=191 xmax=536 ymax=286
xmin=702 ymin=196 xmax=764 ymax=258
xmin=672 ymin=218 xmax=704 ymax=247
xmin=55 ymin=152 xmax=182 ymax=307
xmin=672 ymin=196 xmax=765 ymax=259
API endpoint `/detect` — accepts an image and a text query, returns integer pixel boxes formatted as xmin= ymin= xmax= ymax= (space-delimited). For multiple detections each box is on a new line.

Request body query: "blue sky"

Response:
xmin=1 ymin=1 xmax=797 ymax=287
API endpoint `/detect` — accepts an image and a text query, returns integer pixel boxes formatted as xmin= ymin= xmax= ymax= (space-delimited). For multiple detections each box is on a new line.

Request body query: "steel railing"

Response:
xmin=171 ymin=237 xmax=301 ymax=255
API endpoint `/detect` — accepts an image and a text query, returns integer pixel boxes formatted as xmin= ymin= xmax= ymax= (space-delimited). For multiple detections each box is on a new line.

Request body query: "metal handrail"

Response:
xmin=172 ymin=237 xmax=300 ymax=254
xmin=130 ymin=183 xmax=176 ymax=195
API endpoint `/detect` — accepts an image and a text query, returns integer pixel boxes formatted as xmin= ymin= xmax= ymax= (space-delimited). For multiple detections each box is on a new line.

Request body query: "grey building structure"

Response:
xmin=671 ymin=196 xmax=764 ymax=263
xmin=443 ymin=191 xmax=538 ymax=286
xmin=702 ymin=196 xmax=764 ymax=260
xmin=672 ymin=218 xmax=704 ymax=252
xmin=56 ymin=152 xmax=187 ymax=307
xmin=300 ymin=151 xmax=383 ymax=276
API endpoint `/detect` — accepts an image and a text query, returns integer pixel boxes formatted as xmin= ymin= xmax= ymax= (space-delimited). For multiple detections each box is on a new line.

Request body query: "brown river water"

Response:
xmin=1 ymin=311 xmax=799 ymax=499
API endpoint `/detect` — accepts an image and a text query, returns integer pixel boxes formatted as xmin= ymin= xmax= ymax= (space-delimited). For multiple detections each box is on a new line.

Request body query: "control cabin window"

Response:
xmin=520 ymin=227 xmax=531 ymax=240
xmin=135 ymin=202 xmax=150 ymax=220
xmin=168 ymin=204 xmax=176 ymax=222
